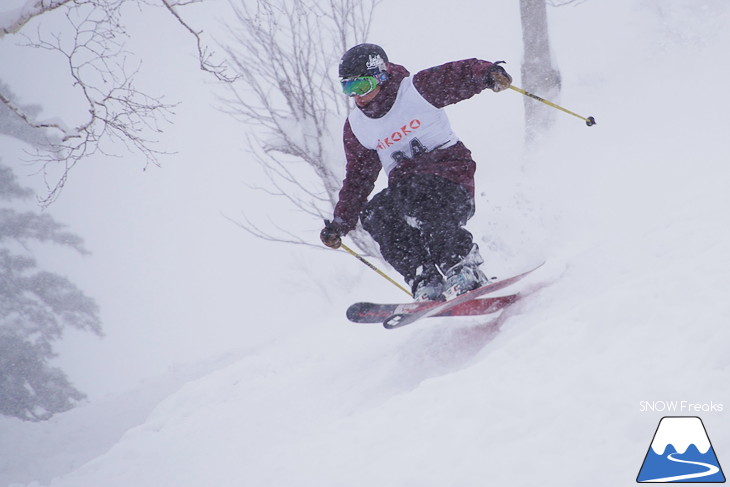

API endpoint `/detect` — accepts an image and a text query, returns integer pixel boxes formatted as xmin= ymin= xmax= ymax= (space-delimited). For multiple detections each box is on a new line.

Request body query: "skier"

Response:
xmin=320 ymin=43 xmax=512 ymax=302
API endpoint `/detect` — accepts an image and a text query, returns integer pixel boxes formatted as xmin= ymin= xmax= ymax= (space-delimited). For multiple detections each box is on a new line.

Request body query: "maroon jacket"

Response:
xmin=333 ymin=59 xmax=497 ymax=233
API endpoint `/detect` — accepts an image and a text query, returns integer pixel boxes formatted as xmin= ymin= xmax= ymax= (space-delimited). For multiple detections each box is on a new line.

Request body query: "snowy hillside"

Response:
xmin=1 ymin=1 xmax=729 ymax=486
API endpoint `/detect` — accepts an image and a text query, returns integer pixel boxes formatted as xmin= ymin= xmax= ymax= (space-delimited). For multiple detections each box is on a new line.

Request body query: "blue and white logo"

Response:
xmin=637 ymin=416 xmax=725 ymax=483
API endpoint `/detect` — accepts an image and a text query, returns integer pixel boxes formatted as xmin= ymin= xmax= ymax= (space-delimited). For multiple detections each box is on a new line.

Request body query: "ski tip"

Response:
xmin=346 ymin=303 xmax=363 ymax=322
xmin=346 ymin=302 xmax=379 ymax=323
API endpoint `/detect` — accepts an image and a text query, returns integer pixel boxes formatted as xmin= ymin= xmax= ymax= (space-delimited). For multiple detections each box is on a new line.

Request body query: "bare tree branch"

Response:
xmin=0 ymin=0 xmax=235 ymax=204
xmin=220 ymin=0 xmax=379 ymax=253
xmin=223 ymin=212 xmax=319 ymax=248
xmin=160 ymin=0 xmax=238 ymax=82
xmin=8 ymin=2 xmax=178 ymax=204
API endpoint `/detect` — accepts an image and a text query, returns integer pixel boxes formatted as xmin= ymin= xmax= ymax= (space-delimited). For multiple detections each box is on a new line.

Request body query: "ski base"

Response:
xmin=383 ymin=262 xmax=543 ymax=329
xmin=347 ymin=294 xmax=518 ymax=324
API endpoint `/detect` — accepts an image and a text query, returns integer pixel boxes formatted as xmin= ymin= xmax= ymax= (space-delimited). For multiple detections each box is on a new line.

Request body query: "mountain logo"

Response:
xmin=637 ymin=416 xmax=725 ymax=483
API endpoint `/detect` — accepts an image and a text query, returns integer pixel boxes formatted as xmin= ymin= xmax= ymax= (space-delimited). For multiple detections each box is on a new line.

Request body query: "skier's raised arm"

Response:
xmin=412 ymin=59 xmax=512 ymax=108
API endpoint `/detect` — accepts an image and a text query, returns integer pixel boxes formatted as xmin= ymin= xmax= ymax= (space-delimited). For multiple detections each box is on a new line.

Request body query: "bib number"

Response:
xmin=391 ymin=138 xmax=428 ymax=163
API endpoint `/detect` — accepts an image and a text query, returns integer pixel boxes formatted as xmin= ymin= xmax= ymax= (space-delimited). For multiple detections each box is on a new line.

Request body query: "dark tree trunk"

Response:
xmin=520 ymin=0 xmax=562 ymax=144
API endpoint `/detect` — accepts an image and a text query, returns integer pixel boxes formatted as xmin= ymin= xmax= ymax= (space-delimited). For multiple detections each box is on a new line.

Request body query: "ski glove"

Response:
xmin=485 ymin=61 xmax=512 ymax=92
xmin=320 ymin=219 xmax=344 ymax=249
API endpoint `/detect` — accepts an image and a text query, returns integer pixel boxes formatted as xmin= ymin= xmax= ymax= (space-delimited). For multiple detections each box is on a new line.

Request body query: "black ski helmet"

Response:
xmin=339 ymin=43 xmax=389 ymax=79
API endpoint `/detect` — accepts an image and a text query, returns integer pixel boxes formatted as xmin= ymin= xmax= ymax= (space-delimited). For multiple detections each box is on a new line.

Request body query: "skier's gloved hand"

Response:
xmin=486 ymin=61 xmax=512 ymax=92
xmin=320 ymin=219 xmax=344 ymax=249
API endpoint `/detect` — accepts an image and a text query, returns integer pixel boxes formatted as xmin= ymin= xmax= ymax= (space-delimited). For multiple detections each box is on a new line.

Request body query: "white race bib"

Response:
xmin=348 ymin=77 xmax=458 ymax=175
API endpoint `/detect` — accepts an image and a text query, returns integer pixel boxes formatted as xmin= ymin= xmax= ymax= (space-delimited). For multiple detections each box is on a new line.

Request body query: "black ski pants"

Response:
xmin=361 ymin=174 xmax=475 ymax=289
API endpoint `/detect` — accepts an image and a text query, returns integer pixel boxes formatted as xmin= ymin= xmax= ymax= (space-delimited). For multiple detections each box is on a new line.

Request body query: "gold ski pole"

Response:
xmin=339 ymin=242 xmax=413 ymax=298
xmin=509 ymin=85 xmax=596 ymax=126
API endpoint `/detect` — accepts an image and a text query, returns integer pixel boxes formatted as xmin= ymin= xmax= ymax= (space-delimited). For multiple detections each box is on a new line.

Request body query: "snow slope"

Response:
xmin=2 ymin=1 xmax=730 ymax=486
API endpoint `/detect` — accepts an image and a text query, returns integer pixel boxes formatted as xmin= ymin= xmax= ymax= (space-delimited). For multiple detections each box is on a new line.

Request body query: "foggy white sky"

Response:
xmin=2 ymin=1 xmax=730 ymax=486
xmin=1 ymin=0 xmax=728 ymax=399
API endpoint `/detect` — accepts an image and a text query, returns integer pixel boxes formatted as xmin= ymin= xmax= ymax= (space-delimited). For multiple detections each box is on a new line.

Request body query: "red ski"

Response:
xmin=346 ymin=294 xmax=519 ymax=324
xmin=382 ymin=262 xmax=543 ymax=329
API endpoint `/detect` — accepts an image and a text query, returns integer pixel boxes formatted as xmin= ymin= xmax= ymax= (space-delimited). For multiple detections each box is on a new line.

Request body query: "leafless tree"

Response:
xmin=0 ymin=0 xmax=234 ymax=205
xmin=519 ymin=0 xmax=562 ymax=144
xmin=220 ymin=0 xmax=379 ymax=251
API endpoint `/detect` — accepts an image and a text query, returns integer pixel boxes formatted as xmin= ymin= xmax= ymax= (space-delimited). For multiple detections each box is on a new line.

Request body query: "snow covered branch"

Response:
xmin=221 ymin=0 xmax=380 ymax=251
xmin=7 ymin=1 xmax=176 ymax=204
xmin=0 ymin=162 xmax=101 ymax=421
xmin=0 ymin=0 xmax=74 ymax=37
xmin=0 ymin=0 xmax=233 ymax=205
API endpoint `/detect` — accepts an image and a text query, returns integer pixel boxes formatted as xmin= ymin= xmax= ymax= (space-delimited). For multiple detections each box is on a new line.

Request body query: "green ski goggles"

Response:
xmin=340 ymin=75 xmax=379 ymax=97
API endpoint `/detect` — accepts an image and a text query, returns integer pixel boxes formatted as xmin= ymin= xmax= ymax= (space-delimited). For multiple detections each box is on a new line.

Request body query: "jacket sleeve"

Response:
xmin=332 ymin=120 xmax=382 ymax=234
xmin=412 ymin=59 xmax=496 ymax=108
